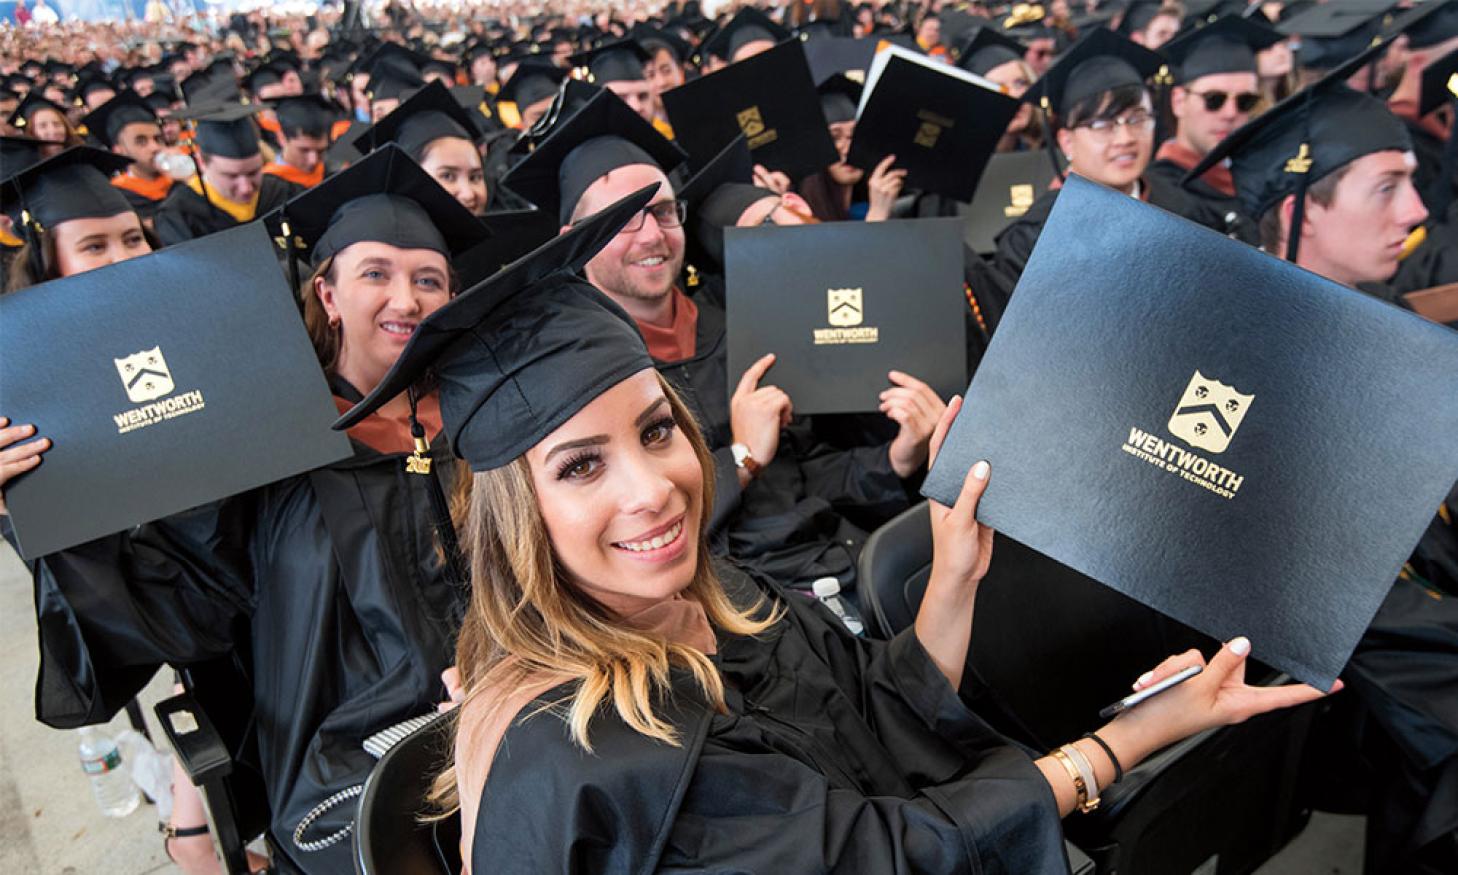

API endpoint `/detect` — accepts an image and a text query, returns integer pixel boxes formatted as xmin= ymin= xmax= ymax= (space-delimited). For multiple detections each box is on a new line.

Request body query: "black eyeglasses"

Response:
xmin=1191 ymin=90 xmax=1261 ymax=113
xmin=618 ymin=199 xmax=687 ymax=234
xmin=1077 ymin=110 xmax=1156 ymax=136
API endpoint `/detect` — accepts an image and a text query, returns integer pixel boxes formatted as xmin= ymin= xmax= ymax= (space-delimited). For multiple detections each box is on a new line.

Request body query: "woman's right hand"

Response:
xmin=0 ymin=417 xmax=51 ymax=516
xmin=1099 ymin=637 xmax=1337 ymax=767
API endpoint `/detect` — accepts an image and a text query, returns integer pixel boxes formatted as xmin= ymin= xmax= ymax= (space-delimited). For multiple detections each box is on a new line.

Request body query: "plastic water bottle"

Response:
xmin=77 ymin=727 xmax=141 ymax=818
xmin=812 ymin=577 xmax=865 ymax=636
xmin=153 ymin=150 xmax=196 ymax=181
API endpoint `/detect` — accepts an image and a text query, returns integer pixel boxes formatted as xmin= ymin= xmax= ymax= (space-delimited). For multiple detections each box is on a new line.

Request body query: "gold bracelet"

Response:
xmin=1050 ymin=747 xmax=1088 ymax=812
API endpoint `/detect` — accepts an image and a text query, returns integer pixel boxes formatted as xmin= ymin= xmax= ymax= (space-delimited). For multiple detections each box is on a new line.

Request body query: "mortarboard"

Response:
xmin=1420 ymin=44 xmax=1458 ymax=117
xmin=1117 ymin=0 xmax=1172 ymax=36
xmin=332 ymin=184 xmax=658 ymax=472
xmin=1387 ymin=0 xmax=1458 ymax=48
xmin=1186 ymin=41 xmax=1410 ymax=259
xmin=1160 ymin=14 xmax=1285 ymax=83
xmin=270 ymin=94 xmax=339 ymax=138
xmin=1026 ymin=27 xmax=1166 ymax=118
xmin=679 ymin=135 xmax=768 ymax=273
xmin=6 ymin=92 xmax=67 ymax=133
xmin=955 ymin=26 xmax=1028 ymax=77
xmin=569 ymin=39 xmax=651 ymax=84
xmin=180 ymin=60 xmax=240 ymax=106
xmin=242 ymin=61 xmax=291 ymax=96
xmin=817 ymin=72 xmax=862 ymax=124
xmin=631 ymin=24 xmax=692 ymax=64
xmin=351 ymin=79 xmax=480 ymax=156
xmin=272 ymin=143 xmax=488 ymax=272
xmin=502 ymin=88 xmax=686 ymax=223
xmin=75 ymin=76 xmax=117 ymax=108
xmin=697 ymin=8 xmax=792 ymax=64
xmin=80 ymin=92 xmax=159 ymax=149
xmin=422 ymin=57 xmax=461 ymax=81
xmin=1280 ymin=1 xmax=1399 ymax=70
xmin=497 ymin=57 xmax=568 ymax=109
xmin=0 ymin=136 xmax=48 ymax=180
xmin=0 ymin=147 xmax=134 ymax=240
xmin=174 ymin=102 xmax=264 ymax=159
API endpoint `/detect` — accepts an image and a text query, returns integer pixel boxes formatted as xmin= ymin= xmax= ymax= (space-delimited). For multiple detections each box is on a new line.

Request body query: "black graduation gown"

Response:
xmin=1383 ymin=199 xmax=1458 ymax=301
xmin=152 ymin=175 xmax=301 ymax=247
xmin=472 ymin=562 xmax=1070 ymax=874
xmin=3 ymin=428 xmax=464 ymax=875
xmin=654 ymin=298 xmax=911 ymax=587
xmin=1144 ymin=157 xmax=1258 ymax=245
xmin=1403 ymin=115 xmax=1457 ymax=216
xmin=114 ymin=184 xmax=168 ymax=223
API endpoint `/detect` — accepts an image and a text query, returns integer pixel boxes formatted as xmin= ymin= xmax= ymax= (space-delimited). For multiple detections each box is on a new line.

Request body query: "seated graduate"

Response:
xmin=0 ymin=146 xmax=488 ymax=875
xmin=993 ymin=28 xmax=1202 ymax=285
xmin=261 ymin=94 xmax=336 ymax=189
xmin=79 ymin=92 xmax=174 ymax=223
xmin=352 ymin=79 xmax=489 ymax=215
xmin=954 ymin=26 xmax=1045 ymax=154
xmin=1189 ymin=61 xmax=1458 ymax=873
xmin=153 ymin=104 xmax=302 ymax=247
xmin=503 ymin=91 xmax=942 ymax=592
xmin=6 ymin=91 xmax=82 ymax=156
xmin=799 ymin=74 xmax=910 ymax=223
xmin=1382 ymin=1 xmax=1458 ymax=215
xmin=1 ymin=146 xmax=153 ymax=292
xmin=330 ymin=185 xmax=1334 ymax=874
xmin=1148 ymin=15 xmax=1285 ymax=244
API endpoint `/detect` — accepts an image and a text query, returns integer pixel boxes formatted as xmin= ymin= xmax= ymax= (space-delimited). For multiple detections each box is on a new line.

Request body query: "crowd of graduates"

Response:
xmin=0 ymin=0 xmax=1455 ymax=872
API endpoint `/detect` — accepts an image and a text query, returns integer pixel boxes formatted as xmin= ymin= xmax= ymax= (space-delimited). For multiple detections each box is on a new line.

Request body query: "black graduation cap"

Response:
xmin=332 ymin=184 xmax=658 ymax=472
xmin=631 ymin=24 xmax=692 ymax=64
xmin=144 ymin=91 xmax=175 ymax=114
xmin=351 ymin=79 xmax=480 ymax=156
xmin=461 ymin=39 xmax=497 ymax=64
xmin=273 ymin=143 xmax=488 ymax=269
xmin=174 ymin=103 xmax=264 ymax=159
xmin=1185 ymin=41 xmax=1410 ymax=254
xmin=955 ymin=25 xmax=1028 ymax=77
xmin=6 ymin=92 xmax=66 ymax=133
xmin=452 ymin=208 xmax=563 ymax=288
xmin=2 ymin=73 xmax=31 ymax=93
xmin=271 ymin=94 xmax=338 ymax=138
xmin=679 ymin=135 xmax=768 ymax=273
xmin=75 ymin=76 xmax=117 ymax=107
xmin=817 ymin=72 xmax=862 ymax=124
xmin=80 ymin=92 xmax=159 ymax=149
xmin=497 ymin=57 xmax=568 ymax=109
xmin=422 ymin=57 xmax=460 ymax=81
xmin=569 ymin=39 xmax=651 ymax=84
xmin=1161 ymin=14 xmax=1285 ymax=83
xmin=0 ymin=146 xmax=134 ymax=235
xmin=503 ymin=88 xmax=686 ymax=223
xmin=698 ymin=8 xmax=792 ymax=64
xmin=996 ymin=3 xmax=1058 ymax=41
xmin=243 ymin=61 xmax=291 ymax=96
xmin=1280 ymin=1 xmax=1397 ymax=70
xmin=1027 ymin=27 xmax=1166 ymax=117
xmin=180 ymin=61 xmax=240 ymax=106
xmin=1420 ymin=44 xmax=1458 ymax=117
xmin=42 ymin=59 xmax=75 ymax=78
xmin=1388 ymin=0 xmax=1458 ymax=49
xmin=366 ymin=62 xmax=426 ymax=104
xmin=1117 ymin=0 xmax=1170 ymax=36
xmin=0 ymin=136 xmax=48 ymax=180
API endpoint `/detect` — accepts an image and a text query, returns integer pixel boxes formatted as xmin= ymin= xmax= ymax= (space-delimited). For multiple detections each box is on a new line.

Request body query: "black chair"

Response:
xmin=859 ymin=502 xmax=1320 ymax=875
xmin=354 ymin=714 xmax=461 ymax=875
xmin=155 ymin=653 xmax=272 ymax=875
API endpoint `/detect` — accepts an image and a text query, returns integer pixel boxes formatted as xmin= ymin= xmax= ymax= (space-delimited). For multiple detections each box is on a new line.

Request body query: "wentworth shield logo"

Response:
xmin=827 ymin=288 xmax=864 ymax=327
xmin=114 ymin=347 xmax=175 ymax=403
xmin=1167 ymin=371 xmax=1253 ymax=454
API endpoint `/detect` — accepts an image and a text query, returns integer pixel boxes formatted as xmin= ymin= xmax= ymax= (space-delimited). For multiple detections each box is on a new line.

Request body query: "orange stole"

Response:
xmin=111 ymin=172 xmax=174 ymax=201
xmin=263 ymin=161 xmax=325 ymax=187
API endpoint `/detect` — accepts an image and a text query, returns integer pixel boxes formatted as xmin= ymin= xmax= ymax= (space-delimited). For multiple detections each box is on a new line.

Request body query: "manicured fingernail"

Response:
xmin=1136 ymin=671 xmax=1153 ymax=688
xmin=1229 ymin=636 xmax=1251 ymax=656
xmin=971 ymin=460 xmax=989 ymax=480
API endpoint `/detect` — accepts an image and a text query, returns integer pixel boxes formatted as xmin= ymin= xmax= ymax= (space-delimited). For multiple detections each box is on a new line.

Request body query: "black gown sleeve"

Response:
xmin=2 ymin=497 xmax=256 ymax=728
xmin=706 ymin=445 xmax=743 ymax=537
xmin=783 ymin=422 xmax=911 ymax=523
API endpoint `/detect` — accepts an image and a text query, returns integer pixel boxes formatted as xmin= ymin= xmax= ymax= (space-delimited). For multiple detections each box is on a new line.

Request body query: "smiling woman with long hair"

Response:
xmin=336 ymin=185 xmax=1334 ymax=875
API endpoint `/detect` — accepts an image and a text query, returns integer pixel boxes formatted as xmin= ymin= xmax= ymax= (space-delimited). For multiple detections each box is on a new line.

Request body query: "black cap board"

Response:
xmin=1185 ymin=41 xmax=1411 ymax=220
xmin=663 ymin=40 xmax=838 ymax=181
xmin=1028 ymin=27 xmax=1166 ymax=118
xmin=1160 ymin=14 xmax=1285 ymax=82
xmin=955 ymin=25 xmax=1028 ymax=77
xmin=920 ymin=174 xmax=1458 ymax=692
xmin=451 ymin=207 xmax=564 ymax=291
xmin=1117 ymin=0 xmax=1171 ymax=36
xmin=569 ymin=39 xmax=651 ymax=83
xmin=270 ymin=94 xmax=338 ymax=138
xmin=817 ymin=72 xmax=862 ymax=124
xmin=679 ymin=135 xmax=767 ymax=273
xmin=180 ymin=60 xmax=240 ymax=106
xmin=351 ymin=80 xmax=480 ymax=157
xmin=272 ymin=143 xmax=489 ymax=268
xmin=1398 ymin=0 xmax=1458 ymax=48
xmin=851 ymin=45 xmax=1021 ymax=202
xmin=76 ymin=76 xmax=117 ymax=106
xmin=0 ymin=146 xmax=133 ymax=235
xmin=503 ymin=88 xmax=687 ymax=223
xmin=0 ymin=136 xmax=47 ymax=179
xmin=631 ymin=24 xmax=692 ymax=64
xmin=497 ymin=57 xmax=568 ymax=109
xmin=1281 ymin=2 xmax=1397 ymax=70
xmin=6 ymin=92 xmax=66 ymax=132
xmin=332 ymin=185 xmax=659 ymax=471
xmin=0 ymin=222 xmax=353 ymax=559
xmin=80 ymin=92 xmax=159 ymax=149
xmin=174 ymin=102 xmax=263 ymax=159
xmin=243 ymin=61 xmax=290 ymax=96
xmin=1420 ymin=44 xmax=1458 ymax=116
xmin=698 ymin=7 xmax=793 ymax=64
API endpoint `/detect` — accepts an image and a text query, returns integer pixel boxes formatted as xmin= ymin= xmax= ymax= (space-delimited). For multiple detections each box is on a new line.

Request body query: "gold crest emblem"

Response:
xmin=1284 ymin=143 xmax=1313 ymax=174
xmin=736 ymin=106 xmax=766 ymax=138
xmin=1167 ymin=371 xmax=1254 ymax=454
xmin=914 ymin=121 xmax=942 ymax=148
xmin=827 ymin=288 xmax=864 ymax=327
xmin=1004 ymin=184 xmax=1035 ymax=217
xmin=114 ymin=346 xmax=175 ymax=404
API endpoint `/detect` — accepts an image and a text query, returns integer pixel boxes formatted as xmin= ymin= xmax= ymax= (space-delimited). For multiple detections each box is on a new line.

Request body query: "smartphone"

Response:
xmin=1098 ymin=664 xmax=1203 ymax=720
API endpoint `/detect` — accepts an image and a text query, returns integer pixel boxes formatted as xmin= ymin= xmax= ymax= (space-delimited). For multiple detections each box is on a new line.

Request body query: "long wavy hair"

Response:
xmin=428 ymin=372 xmax=780 ymax=814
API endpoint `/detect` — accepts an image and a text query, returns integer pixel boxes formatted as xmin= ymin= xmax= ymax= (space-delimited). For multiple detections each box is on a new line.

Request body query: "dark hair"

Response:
xmin=280 ymin=118 xmax=329 ymax=140
xmin=1257 ymin=164 xmax=1351 ymax=254
xmin=1061 ymin=83 xmax=1150 ymax=131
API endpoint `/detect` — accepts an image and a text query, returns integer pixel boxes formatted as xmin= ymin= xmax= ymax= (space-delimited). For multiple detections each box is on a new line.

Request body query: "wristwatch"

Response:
xmin=731 ymin=443 xmax=762 ymax=478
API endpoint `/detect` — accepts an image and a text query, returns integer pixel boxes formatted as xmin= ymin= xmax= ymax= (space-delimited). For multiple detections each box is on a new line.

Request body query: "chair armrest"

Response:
xmin=154 ymin=692 xmax=233 ymax=786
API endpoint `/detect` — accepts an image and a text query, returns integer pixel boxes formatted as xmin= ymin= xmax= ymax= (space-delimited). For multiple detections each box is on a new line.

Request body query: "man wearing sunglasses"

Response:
xmin=1147 ymin=16 xmax=1287 ymax=245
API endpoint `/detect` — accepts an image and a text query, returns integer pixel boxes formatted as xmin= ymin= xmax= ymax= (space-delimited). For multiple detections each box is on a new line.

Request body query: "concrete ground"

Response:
xmin=0 ymin=540 xmax=1366 ymax=874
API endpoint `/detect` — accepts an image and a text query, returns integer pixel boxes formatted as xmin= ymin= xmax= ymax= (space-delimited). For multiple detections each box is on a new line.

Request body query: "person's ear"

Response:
xmin=1055 ymin=125 xmax=1074 ymax=158
xmin=1170 ymin=86 xmax=1188 ymax=120
xmin=315 ymin=270 xmax=340 ymax=322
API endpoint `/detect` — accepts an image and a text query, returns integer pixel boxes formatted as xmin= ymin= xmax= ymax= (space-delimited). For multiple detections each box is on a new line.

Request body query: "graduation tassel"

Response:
xmin=405 ymin=385 xmax=467 ymax=587
xmin=183 ymin=119 xmax=220 ymax=215
xmin=1040 ymin=96 xmax=1067 ymax=181
xmin=1282 ymin=95 xmax=1316 ymax=265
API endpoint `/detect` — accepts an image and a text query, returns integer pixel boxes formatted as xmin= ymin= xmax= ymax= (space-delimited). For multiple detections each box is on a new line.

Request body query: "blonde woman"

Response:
xmin=337 ymin=184 xmax=1336 ymax=874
